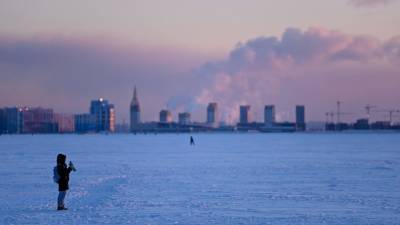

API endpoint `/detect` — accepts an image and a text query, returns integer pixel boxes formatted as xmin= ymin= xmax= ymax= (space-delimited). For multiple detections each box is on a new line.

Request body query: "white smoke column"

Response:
xmin=167 ymin=27 xmax=400 ymax=123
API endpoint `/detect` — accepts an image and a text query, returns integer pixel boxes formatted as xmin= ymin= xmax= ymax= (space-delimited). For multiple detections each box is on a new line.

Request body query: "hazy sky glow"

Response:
xmin=1 ymin=0 xmax=399 ymax=53
xmin=0 ymin=0 xmax=399 ymax=123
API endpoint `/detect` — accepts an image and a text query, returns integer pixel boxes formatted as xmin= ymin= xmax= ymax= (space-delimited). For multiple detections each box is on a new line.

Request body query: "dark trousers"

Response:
xmin=58 ymin=191 xmax=67 ymax=206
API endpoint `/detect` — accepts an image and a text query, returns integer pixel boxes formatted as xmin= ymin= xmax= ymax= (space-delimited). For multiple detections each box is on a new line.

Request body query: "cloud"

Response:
xmin=0 ymin=28 xmax=399 ymax=124
xmin=348 ymin=0 xmax=397 ymax=7
xmin=169 ymin=27 xmax=400 ymax=123
xmin=0 ymin=36 xmax=210 ymax=122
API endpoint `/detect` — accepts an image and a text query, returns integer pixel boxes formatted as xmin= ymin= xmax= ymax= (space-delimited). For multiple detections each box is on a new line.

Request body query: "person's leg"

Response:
xmin=57 ymin=191 xmax=67 ymax=209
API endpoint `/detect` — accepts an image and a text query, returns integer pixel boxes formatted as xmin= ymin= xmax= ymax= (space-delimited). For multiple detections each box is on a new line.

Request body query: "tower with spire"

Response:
xmin=130 ymin=86 xmax=141 ymax=131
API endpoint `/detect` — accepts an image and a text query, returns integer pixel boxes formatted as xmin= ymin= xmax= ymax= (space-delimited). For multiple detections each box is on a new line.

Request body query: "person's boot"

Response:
xmin=61 ymin=203 xmax=68 ymax=210
xmin=57 ymin=204 xmax=68 ymax=210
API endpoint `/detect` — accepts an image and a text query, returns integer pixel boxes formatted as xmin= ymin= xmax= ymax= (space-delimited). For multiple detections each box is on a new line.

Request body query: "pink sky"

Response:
xmin=0 ymin=0 xmax=399 ymax=123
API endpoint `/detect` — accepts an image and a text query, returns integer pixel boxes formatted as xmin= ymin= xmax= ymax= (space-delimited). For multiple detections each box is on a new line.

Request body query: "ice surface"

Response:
xmin=0 ymin=133 xmax=400 ymax=224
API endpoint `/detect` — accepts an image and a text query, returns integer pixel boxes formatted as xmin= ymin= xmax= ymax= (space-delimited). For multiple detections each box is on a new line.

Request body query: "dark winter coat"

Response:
xmin=56 ymin=154 xmax=72 ymax=192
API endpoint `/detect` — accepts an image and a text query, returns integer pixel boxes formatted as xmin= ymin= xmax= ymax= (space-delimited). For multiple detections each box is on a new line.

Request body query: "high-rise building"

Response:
xmin=160 ymin=110 xmax=172 ymax=123
xmin=0 ymin=108 xmax=5 ymax=134
xmin=207 ymin=102 xmax=218 ymax=126
xmin=178 ymin=112 xmax=191 ymax=125
xmin=130 ymin=86 xmax=141 ymax=131
xmin=264 ymin=105 xmax=275 ymax=126
xmin=55 ymin=114 xmax=75 ymax=133
xmin=21 ymin=107 xmax=58 ymax=133
xmin=296 ymin=105 xmax=306 ymax=131
xmin=74 ymin=114 xmax=96 ymax=133
xmin=115 ymin=120 xmax=130 ymax=133
xmin=90 ymin=98 xmax=115 ymax=132
xmin=239 ymin=105 xmax=251 ymax=124
xmin=2 ymin=107 xmax=23 ymax=134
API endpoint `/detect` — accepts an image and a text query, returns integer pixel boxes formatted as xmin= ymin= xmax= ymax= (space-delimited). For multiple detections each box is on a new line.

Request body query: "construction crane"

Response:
xmin=372 ymin=109 xmax=400 ymax=125
xmin=387 ymin=110 xmax=400 ymax=125
xmin=325 ymin=111 xmax=335 ymax=123
xmin=389 ymin=113 xmax=400 ymax=125
xmin=365 ymin=104 xmax=377 ymax=120
xmin=335 ymin=101 xmax=352 ymax=124
xmin=337 ymin=101 xmax=341 ymax=124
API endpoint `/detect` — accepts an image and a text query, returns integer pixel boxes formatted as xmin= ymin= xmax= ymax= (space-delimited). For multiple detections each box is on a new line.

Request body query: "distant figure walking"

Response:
xmin=54 ymin=153 xmax=76 ymax=210
xmin=190 ymin=136 xmax=195 ymax=145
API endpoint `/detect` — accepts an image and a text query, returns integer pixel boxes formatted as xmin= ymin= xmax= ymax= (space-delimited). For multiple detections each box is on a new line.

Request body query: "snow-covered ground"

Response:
xmin=0 ymin=133 xmax=399 ymax=225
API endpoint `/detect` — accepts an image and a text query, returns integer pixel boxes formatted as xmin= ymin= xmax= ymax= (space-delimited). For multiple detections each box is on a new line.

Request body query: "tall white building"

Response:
xmin=296 ymin=105 xmax=306 ymax=131
xmin=239 ymin=105 xmax=251 ymax=124
xmin=90 ymin=98 xmax=115 ymax=133
xmin=160 ymin=110 xmax=172 ymax=123
xmin=264 ymin=105 xmax=275 ymax=126
xmin=207 ymin=102 xmax=218 ymax=127
xmin=178 ymin=112 xmax=191 ymax=125
xmin=130 ymin=86 xmax=141 ymax=131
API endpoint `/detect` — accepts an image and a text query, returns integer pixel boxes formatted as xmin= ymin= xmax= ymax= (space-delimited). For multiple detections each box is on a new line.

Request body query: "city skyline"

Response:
xmin=1 ymin=85 xmax=400 ymax=124
xmin=1 ymin=93 xmax=400 ymax=134
xmin=0 ymin=0 xmax=399 ymax=123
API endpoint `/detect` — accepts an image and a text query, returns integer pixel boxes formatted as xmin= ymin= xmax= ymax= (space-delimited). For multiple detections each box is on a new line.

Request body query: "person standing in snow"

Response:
xmin=55 ymin=153 xmax=76 ymax=210
xmin=190 ymin=136 xmax=195 ymax=145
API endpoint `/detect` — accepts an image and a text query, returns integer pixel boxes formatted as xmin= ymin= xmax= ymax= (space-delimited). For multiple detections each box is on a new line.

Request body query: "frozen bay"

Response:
xmin=0 ymin=133 xmax=399 ymax=224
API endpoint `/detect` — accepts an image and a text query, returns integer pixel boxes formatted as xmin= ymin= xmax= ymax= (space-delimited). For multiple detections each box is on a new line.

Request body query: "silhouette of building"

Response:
xmin=296 ymin=105 xmax=306 ymax=131
xmin=264 ymin=105 xmax=275 ymax=127
xmin=354 ymin=118 xmax=369 ymax=130
xmin=0 ymin=108 xmax=5 ymax=134
xmin=370 ymin=121 xmax=391 ymax=130
xmin=90 ymin=98 xmax=115 ymax=132
xmin=178 ymin=112 xmax=191 ymax=125
xmin=160 ymin=110 xmax=172 ymax=123
xmin=115 ymin=120 xmax=130 ymax=133
xmin=130 ymin=86 xmax=141 ymax=131
xmin=55 ymin=114 xmax=75 ymax=133
xmin=335 ymin=123 xmax=350 ymax=131
xmin=74 ymin=114 xmax=96 ymax=133
xmin=1 ymin=107 xmax=23 ymax=134
xmin=0 ymin=107 xmax=59 ymax=134
xmin=239 ymin=105 xmax=251 ymax=124
xmin=207 ymin=102 xmax=218 ymax=127
xmin=260 ymin=121 xmax=296 ymax=132
xmin=21 ymin=107 xmax=58 ymax=133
